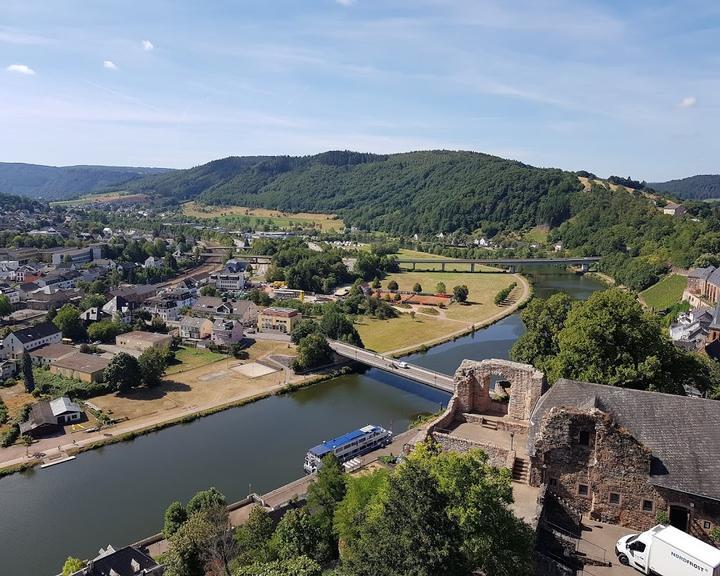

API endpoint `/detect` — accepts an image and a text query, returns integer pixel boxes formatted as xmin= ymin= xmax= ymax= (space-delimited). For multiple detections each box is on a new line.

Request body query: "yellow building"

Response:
xmin=50 ymin=353 xmax=110 ymax=383
xmin=257 ymin=307 xmax=302 ymax=334
xmin=116 ymin=331 xmax=173 ymax=352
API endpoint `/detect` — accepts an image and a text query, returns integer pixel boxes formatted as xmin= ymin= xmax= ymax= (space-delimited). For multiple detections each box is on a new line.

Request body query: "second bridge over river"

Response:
xmin=327 ymin=340 xmax=455 ymax=393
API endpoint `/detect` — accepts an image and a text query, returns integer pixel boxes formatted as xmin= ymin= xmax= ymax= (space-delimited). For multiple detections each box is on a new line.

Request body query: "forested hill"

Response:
xmin=124 ymin=150 xmax=581 ymax=235
xmin=0 ymin=163 xmax=173 ymax=201
xmin=650 ymin=175 xmax=720 ymax=200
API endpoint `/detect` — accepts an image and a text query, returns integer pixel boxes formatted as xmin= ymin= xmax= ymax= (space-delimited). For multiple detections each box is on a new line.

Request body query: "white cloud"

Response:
xmin=336 ymin=0 xmax=356 ymax=6
xmin=142 ymin=39 xmax=154 ymax=51
xmin=103 ymin=60 xmax=118 ymax=70
xmin=679 ymin=96 xmax=697 ymax=109
xmin=6 ymin=63 xmax=35 ymax=75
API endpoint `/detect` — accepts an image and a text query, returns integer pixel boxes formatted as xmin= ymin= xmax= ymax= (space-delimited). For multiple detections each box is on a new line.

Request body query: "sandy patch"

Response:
xmin=232 ymin=362 xmax=278 ymax=378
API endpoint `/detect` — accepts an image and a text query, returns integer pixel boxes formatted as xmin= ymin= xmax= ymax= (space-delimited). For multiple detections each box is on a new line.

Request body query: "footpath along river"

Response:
xmin=0 ymin=267 xmax=604 ymax=575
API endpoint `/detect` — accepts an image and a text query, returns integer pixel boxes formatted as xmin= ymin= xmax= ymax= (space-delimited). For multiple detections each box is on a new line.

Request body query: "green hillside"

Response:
xmin=126 ymin=150 xmax=581 ymax=235
xmin=0 ymin=163 xmax=173 ymax=201
xmin=650 ymin=174 xmax=720 ymax=200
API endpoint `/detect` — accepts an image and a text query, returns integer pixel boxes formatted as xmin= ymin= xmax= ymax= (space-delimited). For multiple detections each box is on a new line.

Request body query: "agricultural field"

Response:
xmin=640 ymin=274 xmax=688 ymax=310
xmin=182 ymin=202 xmax=343 ymax=232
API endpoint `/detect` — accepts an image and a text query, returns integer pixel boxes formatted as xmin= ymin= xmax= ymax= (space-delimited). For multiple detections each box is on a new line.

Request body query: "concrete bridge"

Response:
xmin=396 ymin=256 xmax=600 ymax=273
xmin=327 ymin=339 xmax=454 ymax=393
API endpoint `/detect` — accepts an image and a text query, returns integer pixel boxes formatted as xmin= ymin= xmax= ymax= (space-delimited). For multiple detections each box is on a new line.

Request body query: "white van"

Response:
xmin=615 ymin=525 xmax=720 ymax=576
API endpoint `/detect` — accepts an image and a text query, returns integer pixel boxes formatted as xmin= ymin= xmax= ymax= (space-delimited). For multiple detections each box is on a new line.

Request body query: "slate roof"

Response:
xmin=688 ymin=266 xmax=715 ymax=281
xmin=71 ymin=544 xmax=164 ymax=576
xmin=709 ymin=267 xmax=720 ymax=288
xmin=529 ymin=379 xmax=720 ymax=501
xmin=52 ymin=352 xmax=110 ymax=374
xmin=29 ymin=343 xmax=77 ymax=361
xmin=180 ymin=316 xmax=211 ymax=328
xmin=19 ymin=401 xmax=57 ymax=434
xmin=10 ymin=321 xmax=60 ymax=344
xmin=710 ymin=302 xmax=720 ymax=331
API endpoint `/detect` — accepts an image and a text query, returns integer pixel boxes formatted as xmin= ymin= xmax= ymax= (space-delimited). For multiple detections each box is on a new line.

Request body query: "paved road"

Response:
xmin=327 ymin=340 xmax=454 ymax=393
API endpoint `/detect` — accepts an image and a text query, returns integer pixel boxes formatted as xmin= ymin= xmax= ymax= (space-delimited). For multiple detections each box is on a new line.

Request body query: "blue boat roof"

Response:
xmin=309 ymin=425 xmax=382 ymax=457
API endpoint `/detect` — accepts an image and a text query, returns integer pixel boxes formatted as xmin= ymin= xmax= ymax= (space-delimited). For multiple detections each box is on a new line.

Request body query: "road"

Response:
xmin=327 ymin=340 xmax=455 ymax=393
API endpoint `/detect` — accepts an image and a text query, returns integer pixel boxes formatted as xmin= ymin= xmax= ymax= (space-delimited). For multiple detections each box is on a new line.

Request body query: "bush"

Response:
xmin=33 ymin=367 xmax=111 ymax=399
xmin=1 ymin=424 xmax=19 ymax=447
xmin=494 ymin=282 xmax=517 ymax=305
xmin=0 ymin=398 xmax=7 ymax=425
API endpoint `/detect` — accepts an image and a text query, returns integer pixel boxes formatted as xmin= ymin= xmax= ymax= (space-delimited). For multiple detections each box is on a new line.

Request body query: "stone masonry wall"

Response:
xmin=531 ymin=406 xmax=720 ymax=543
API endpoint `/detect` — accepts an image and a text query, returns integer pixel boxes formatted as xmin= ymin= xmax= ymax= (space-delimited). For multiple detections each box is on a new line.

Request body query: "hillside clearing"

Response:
xmin=640 ymin=274 xmax=688 ymax=310
xmin=182 ymin=202 xmax=343 ymax=231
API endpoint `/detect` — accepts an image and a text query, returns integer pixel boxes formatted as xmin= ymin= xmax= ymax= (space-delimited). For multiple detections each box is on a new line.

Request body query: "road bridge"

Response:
xmin=396 ymin=256 xmax=600 ymax=273
xmin=327 ymin=339 xmax=454 ymax=393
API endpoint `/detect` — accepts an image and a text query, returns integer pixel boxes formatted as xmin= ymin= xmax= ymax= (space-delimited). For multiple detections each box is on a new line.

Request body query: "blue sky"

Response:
xmin=2 ymin=0 xmax=719 ymax=180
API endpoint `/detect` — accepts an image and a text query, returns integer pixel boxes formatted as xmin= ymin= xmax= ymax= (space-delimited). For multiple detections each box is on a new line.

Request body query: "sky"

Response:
xmin=1 ymin=0 xmax=719 ymax=181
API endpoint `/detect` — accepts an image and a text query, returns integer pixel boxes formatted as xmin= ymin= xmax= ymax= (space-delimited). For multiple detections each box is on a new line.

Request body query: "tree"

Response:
xmin=53 ymin=304 xmax=86 ymax=341
xmin=235 ymin=557 xmax=322 ymax=576
xmin=186 ymin=487 xmax=226 ymax=516
xmin=0 ymin=294 xmax=12 ymax=317
xmin=307 ymin=454 xmax=347 ymax=561
xmin=293 ymin=333 xmax=332 ymax=372
xmin=163 ymin=501 xmax=188 ymax=538
xmin=234 ymin=505 xmax=275 ymax=565
xmin=387 ymin=280 xmax=399 ymax=291
xmin=88 ymin=279 xmax=108 ymax=295
xmin=319 ymin=309 xmax=363 ymax=347
xmin=21 ymin=352 xmax=34 ymax=393
xmin=79 ymin=293 xmax=106 ymax=311
xmin=149 ymin=316 xmax=169 ymax=334
xmin=412 ymin=283 xmax=422 ymax=293
xmin=343 ymin=456 xmax=465 ymax=576
xmin=272 ymin=508 xmax=323 ymax=563
xmin=138 ymin=346 xmax=168 ymax=387
xmin=290 ymin=319 xmax=320 ymax=345
xmin=435 ymin=282 xmax=446 ymax=294
xmin=452 ymin=285 xmax=469 ymax=303
xmin=87 ymin=320 xmax=125 ymax=343
xmin=61 ymin=557 xmax=85 ymax=576
xmin=104 ymin=352 xmax=141 ymax=394
xmin=371 ymin=277 xmax=381 ymax=289
xmin=200 ymin=285 xmax=218 ymax=297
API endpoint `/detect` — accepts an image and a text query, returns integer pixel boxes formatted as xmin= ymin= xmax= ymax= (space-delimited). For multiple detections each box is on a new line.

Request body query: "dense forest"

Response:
xmin=651 ymin=174 xmax=720 ymax=200
xmin=0 ymin=162 xmax=173 ymax=201
xmin=124 ymin=150 xmax=581 ymax=235
xmin=0 ymin=191 xmax=42 ymax=212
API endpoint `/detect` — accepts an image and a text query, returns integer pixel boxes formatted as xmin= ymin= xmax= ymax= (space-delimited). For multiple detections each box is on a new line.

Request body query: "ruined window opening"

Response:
xmin=642 ymin=499 xmax=654 ymax=512
xmin=549 ymin=478 xmax=557 ymax=488
xmin=578 ymin=430 xmax=590 ymax=446
xmin=609 ymin=492 xmax=621 ymax=505
xmin=578 ymin=483 xmax=589 ymax=497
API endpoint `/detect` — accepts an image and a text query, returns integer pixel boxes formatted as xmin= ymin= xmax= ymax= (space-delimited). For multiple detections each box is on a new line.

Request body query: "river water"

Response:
xmin=0 ymin=268 xmax=603 ymax=575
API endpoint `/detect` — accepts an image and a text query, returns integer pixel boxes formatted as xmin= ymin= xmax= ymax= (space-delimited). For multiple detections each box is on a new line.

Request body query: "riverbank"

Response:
xmin=0 ymin=273 xmax=530 ymax=477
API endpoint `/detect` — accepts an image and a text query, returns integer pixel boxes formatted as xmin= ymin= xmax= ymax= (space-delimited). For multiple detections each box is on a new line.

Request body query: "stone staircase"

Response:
xmin=512 ymin=456 xmax=530 ymax=484
xmin=480 ymin=417 xmax=498 ymax=430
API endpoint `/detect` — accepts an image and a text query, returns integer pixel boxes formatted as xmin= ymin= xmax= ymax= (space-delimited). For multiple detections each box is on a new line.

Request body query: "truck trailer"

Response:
xmin=615 ymin=525 xmax=720 ymax=576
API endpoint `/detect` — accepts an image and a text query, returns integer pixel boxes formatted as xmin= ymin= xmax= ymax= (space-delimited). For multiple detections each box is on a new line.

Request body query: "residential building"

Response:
xmin=191 ymin=297 xmax=259 ymax=325
xmin=3 ymin=322 xmax=62 ymax=359
xmin=211 ymin=319 xmax=244 ymax=346
xmin=144 ymin=256 xmax=161 ymax=269
xmin=80 ymin=306 xmax=112 ymax=326
xmin=144 ymin=288 xmax=195 ymax=322
xmin=103 ymin=295 xmax=133 ymax=324
xmin=50 ymin=353 xmax=110 ymax=383
xmin=26 ymin=287 xmax=82 ymax=311
xmin=29 ymin=343 xmax=77 ymax=367
xmin=686 ymin=266 xmax=720 ymax=304
xmin=19 ymin=396 xmax=83 ymax=438
xmin=210 ymin=270 xmax=245 ymax=291
xmin=669 ymin=305 xmax=713 ymax=349
xmin=68 ymin=544 xmax=164 ymax=576
xmin=0 ymin=360 xmax=16 ymax=379
xmin=257 ymin=307 xmax=301 ymax=334
xmin=49 ymin=244 xmax=104 ymax=265
xmin=662 ymin=201 xmax=686 ymax=217
xmin=528 ymin=379 xmax=720 ymax=542
xmin=179 ymin=316 xmax=213 ymax=340
xmin=116 ymin=331 xmax=172 ymax=352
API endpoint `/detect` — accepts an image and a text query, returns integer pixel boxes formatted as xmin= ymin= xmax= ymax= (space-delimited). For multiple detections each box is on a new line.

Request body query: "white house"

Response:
xmin=3 ymin=322 xmax=62 ymax=359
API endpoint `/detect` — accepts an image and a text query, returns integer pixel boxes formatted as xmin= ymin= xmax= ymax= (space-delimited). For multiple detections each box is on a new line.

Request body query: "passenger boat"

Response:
xmin=303 ymin=424 xmax=392 ymax=474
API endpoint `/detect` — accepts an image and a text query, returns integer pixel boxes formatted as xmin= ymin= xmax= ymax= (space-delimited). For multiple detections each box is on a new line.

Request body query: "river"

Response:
xmin=0 ymin=268 xmax=604 ymax=575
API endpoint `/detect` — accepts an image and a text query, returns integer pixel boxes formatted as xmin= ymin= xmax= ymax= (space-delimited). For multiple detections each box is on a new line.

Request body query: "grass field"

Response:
xmin=165 ymin=347 xmax=227 ymax=375
xmin=182 ymin=202 xmax=343 ymax=231
xmin=524 ymin=226 xmax=549 ymax=244
xmin=356 ymin=268 xmax=522 ymax=353
xmin=640 ymin=274 xmax=688 ymax=310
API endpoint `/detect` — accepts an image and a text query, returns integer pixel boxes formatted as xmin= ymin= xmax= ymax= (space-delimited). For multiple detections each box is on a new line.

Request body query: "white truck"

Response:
xmin=615 ymin=525 xmax=720 ymax=576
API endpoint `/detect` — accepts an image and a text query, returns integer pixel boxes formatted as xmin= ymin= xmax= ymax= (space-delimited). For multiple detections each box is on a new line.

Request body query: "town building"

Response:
xmin=19 ymin=396 xmax=83 ymax=438
xmin=211 ymin=319 xmax=244 ymax=346
xmin=48 ymin=244 xmax=104 ymax=265
xmin=102 ymin=295 xmax=133 ymax=324
xmin=686 ymin=266 xmax=720 ymax=305
xmin=272 ymin=288 xmax=304 ymax=301
xmin=179 ymin=316 xmax=213 ymax=340
xmin=209 ymin=270 xmax=246 ymax=291
xmin=528 ymin=379 xmax=720 ymax=542
xmin=3 ymin=322 xmax=62 ymax=359
xmin=29 ymin=343 xmax=77 ymax=367
xmin=80 ymin=306 xmax=112 ymax=326
xmin=116 ymin=331 xmax=172 ymax=352
xmin=662 ymin=201 xmax=686 ymax=217
xmin=50 ymin=353 xmax=110 ymax=383
xmin=67 ymin=544 xmax=164 ymax=576
xmin=191 ymin=297 xmax=258 ymax=325
xmin=669 ymin=305 xmax=713 ymax=350
xmin=257 ymin=307 xmax=301 ymax=334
